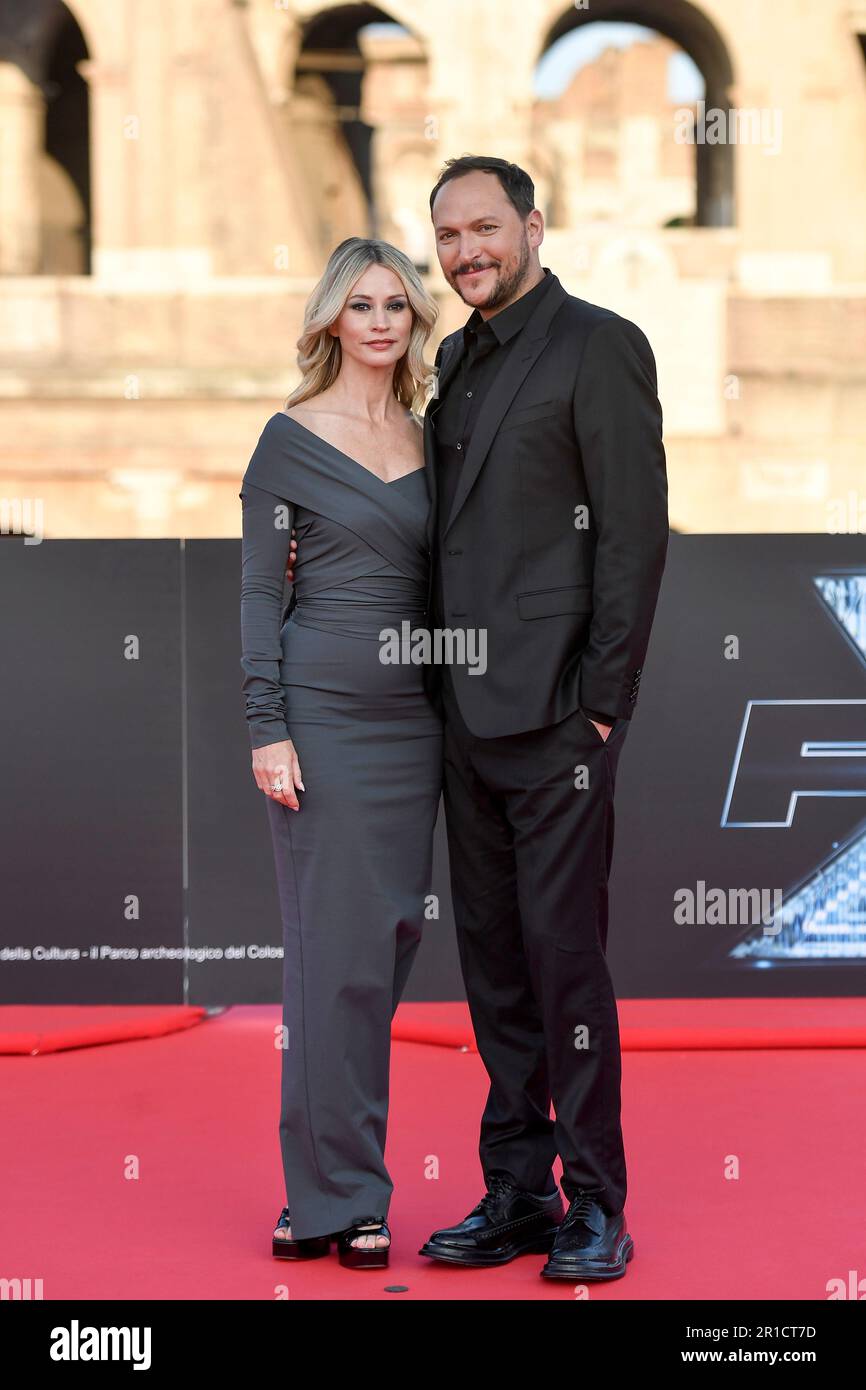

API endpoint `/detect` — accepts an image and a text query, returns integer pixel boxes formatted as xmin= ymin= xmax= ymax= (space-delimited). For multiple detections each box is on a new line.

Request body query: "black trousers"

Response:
xmin=440 ymin=664 xmax=629 ymax=1214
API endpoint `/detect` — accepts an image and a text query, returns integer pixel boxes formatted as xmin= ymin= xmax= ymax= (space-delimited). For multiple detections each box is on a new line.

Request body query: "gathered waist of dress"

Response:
xmin=287 ymin=575 xmax=428 ymax=641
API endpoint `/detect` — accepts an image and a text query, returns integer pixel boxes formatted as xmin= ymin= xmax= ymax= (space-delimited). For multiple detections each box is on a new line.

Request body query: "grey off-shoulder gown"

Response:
xmin=239 ymin=410 xmax=443 ymax=1240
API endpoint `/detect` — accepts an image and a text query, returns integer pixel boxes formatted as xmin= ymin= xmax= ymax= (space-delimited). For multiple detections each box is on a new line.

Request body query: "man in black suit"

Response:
xmin=417 ymin=156 xmax=668 ymax=1280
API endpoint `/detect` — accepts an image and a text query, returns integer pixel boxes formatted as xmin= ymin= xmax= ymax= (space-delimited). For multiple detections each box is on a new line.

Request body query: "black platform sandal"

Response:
xmin=272 ymin=1206 xmax=331 ymax=1260
xmin=336 ymin=1216 xmax=391 ymax=1269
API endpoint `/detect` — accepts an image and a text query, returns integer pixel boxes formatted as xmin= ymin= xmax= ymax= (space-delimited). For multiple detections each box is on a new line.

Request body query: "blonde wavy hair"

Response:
xmin=284 ymin=238 xmax=439 ymax=419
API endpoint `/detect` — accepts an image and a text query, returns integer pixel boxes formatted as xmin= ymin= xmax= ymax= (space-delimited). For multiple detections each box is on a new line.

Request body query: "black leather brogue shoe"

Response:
xmin=540 ymin=1190 xmax=634 ymax=1280
xmin=418 ymin=1174 xmax=563 ymax=1266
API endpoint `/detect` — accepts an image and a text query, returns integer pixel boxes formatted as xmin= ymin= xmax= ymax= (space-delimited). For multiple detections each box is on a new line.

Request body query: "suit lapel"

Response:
xmin=422 ymin=333 xmax=464 ymax=555
xmin=431 ymin=334 xmax=466 ymax=404
xmin=444 ymin=332 xmax=547 ymax=539
xmin=422 ymin=391 xmax=439 ymax=558
xmin=431 ymin=274 xmax=569 ymax=540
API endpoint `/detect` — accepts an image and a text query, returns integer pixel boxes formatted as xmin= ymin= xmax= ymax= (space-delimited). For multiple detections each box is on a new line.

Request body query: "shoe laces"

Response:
xmin=473 ymin=1174 xmax=518 ymax=1217
xmin=562 ymin=1190 xmax=599 ymax=1228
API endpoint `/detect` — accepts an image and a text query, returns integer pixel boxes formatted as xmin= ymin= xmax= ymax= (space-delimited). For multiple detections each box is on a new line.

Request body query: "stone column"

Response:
xmin=76 ymin=55 xmax=135 ymax=282
xmin=0 ymin=62 xmax=45 ymax=274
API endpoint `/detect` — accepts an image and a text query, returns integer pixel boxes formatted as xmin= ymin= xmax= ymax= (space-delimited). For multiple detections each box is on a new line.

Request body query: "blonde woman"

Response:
xmin=239 ymin=239 xmax=442 ymax=1270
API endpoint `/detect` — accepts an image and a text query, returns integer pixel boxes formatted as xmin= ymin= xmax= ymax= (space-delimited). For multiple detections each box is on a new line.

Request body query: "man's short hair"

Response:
xmin=429 ymin=156 xmax=536 ymax=219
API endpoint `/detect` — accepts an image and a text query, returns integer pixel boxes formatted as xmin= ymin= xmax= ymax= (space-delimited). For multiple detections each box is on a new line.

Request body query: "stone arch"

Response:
xmin=292 ymin=3 xmax=431 ymax=250
xmin=0 ymin=0 xmax=92 ymax=272
xmin=539 ymin=0 xmax=736 ymax=226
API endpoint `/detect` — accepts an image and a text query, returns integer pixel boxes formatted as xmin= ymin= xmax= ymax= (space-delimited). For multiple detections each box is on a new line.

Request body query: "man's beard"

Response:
xmin=453 ymin=237 xmax=531 ymax=311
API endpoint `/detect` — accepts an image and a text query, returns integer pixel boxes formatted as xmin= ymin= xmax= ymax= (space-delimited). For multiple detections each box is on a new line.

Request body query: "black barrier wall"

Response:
xmin=1 ymin=533 xmax=864 ymax=1003
xmin=1 ymin=538 xmax=185 ymax=1002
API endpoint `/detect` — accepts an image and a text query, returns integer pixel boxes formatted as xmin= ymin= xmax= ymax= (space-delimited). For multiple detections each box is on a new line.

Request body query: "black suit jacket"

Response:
xmin=422 ymin=271 xmax=669 ymax=736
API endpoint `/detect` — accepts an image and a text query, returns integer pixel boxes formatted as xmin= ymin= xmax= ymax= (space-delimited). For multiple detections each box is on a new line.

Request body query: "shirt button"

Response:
xmin=456 ymin=442 xmax=462 ymax=450
xmin=466 ymin=391 xmax=472 ymax=397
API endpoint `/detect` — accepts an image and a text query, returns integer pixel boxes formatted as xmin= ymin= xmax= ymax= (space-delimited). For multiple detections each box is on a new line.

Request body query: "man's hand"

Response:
xmin=588 ymin=717 xmax=614 ymax=743
xmin=581 ymin=707 xmax=616 ymax=742
xmin=285 ymin=528 xmax=297 ymax=583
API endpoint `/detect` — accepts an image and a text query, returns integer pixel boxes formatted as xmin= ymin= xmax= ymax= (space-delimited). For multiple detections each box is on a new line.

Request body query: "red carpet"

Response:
xmin=389 ymin=997 xmax=866 ymax=1051
xmin=0 ymin=1005 xmax=208 ymax=1055
xmin=5 ymin=997 xmax=866 ymax=1056
xmin=1 ymin=1000 xmax=863 ymax=1300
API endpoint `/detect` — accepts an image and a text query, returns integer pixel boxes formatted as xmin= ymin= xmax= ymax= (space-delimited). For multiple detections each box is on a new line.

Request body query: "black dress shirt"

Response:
xmin=430 ymin=267 xmax=616 ymax=728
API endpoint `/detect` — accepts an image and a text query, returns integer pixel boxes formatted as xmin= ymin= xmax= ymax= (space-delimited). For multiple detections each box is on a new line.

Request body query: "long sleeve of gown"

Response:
xmin=239 ymin=478 xmax=296 ymax=750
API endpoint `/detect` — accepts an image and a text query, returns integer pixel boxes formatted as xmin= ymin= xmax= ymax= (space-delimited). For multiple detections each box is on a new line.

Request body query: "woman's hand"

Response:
xmin=252 ymin=739 xmax=305 ymax=811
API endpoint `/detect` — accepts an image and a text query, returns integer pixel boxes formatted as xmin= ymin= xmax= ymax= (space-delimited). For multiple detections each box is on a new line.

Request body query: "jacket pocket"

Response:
xmin=516 ymin=583 xmax=592 ymax=619
xmin=498 ymin=399 xmax=559 ymax=432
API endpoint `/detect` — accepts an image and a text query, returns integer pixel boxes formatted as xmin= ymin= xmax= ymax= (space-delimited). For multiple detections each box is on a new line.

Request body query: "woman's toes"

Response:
xmin=350 ymin=1233 xmax=388 ymax=1248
